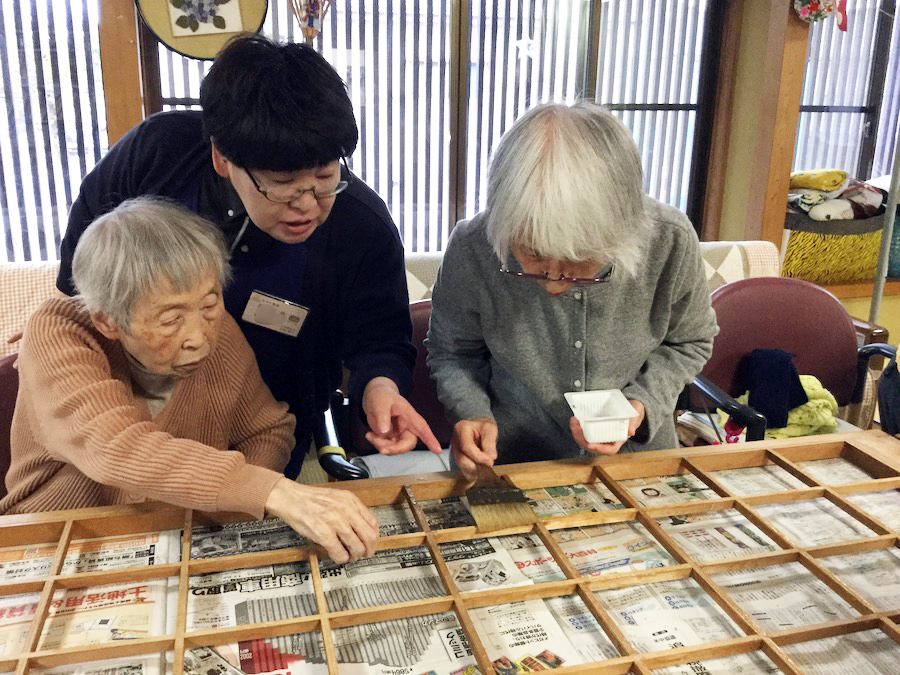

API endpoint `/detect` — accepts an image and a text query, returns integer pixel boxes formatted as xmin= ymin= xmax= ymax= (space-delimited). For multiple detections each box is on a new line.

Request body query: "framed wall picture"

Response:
xmin=135 ymin=0 xmax=268 ymax=60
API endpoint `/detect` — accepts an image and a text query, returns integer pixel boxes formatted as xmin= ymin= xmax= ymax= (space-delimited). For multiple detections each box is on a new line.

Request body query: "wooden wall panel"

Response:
xmin=99 ymin=0 xmax=145 ymax=146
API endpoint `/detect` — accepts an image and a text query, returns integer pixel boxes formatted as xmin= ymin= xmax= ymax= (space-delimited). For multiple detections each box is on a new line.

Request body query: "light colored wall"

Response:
xmin=719 ymin=0 xmax=770 ymax=241
xmin=717 ymin=0 xmax=807 ymax=244
xmin=842 ymin=296 xmax=900 ymax=346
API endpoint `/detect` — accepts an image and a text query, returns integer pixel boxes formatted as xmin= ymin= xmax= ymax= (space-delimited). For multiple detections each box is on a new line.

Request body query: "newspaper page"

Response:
xmin=185 ymin=612 xmax=479 ymax=675
xmin=319 ymin=545 xmax=445 ymax=611
xmin=185 ymin=642 xmax=328 ymax=675
xmin=491 ymin=533 xmax=564 ymax=583
xmin=184 ymin=646 xmax=248 ymax=675
xmin=844 ymin=489 xmax=900 ymax=530
xmin=0 ymin=530 xmax=178 ymax=581
xmin=522 ymin=482 xmax=623 ymax=517
xmin=752 ymin=498 xmax=876 ymax=547
xmin=781 ymin=628 xmax=900 ymax=674
xmin=492 ymin=521 xmax=675 ymax=586
xmin=192 ymin=634 xmax=329 ymax=675
xmin=655 ymin=509 xmax=779 ymax=562
xmin=544 ymin=594 xmax=619 ymax=662
xmin=419 ymin=496 xmax=476 ymax=530
xmin=440 ymin=538 xmax=533 ymax=593
xmin=618 ymin=474 xmax=718 ymax=506
xmin=31 ymin=655 xmax=165 ymax=675
xmin=595 ymin=578 xmax=743 ymax=653
xmin=0 ymin=591 xmax=40 ymax=658
xmin=38 ymin=579 xmax=169 ymax=650
xmin=711 ymin=562 xmax=857 ymax=630
xmin=189 ymin=519 xmax=306 ymax=559
xmin=333 ymin=611 xmax=478 ymax=674
xmin=325 ymin=537 xmax=532 ymax=609
xmin=710 ymin=464 xmax=806 ymax=495
xmin=469 ymin=597 xmax=611 ymax=671
xmin=553 ymin=521 xmax=675 ymax=575
xmin=652 ymin=650 xmax=782 ymax=674
xmin=182 ymin=537 xmax=533 ymax=673
xmin=185 ymin=537 xmax=535 ymax=631
xmin=821 ymin=547 xmax=900 ymax=611
xmin=185 ymin=563 xmax=316 ymax=631
xmin=188 ymin=505 xmax=425 ymax=559
xmin=796 ymin=457 xmax=874 ymax=485
xmin=188 ymin=499 xmax=476 ymax=561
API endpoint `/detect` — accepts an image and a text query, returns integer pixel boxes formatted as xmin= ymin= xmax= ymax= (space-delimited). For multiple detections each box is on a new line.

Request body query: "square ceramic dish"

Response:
xmin=564 ymin=389 xmax=638 ymax=443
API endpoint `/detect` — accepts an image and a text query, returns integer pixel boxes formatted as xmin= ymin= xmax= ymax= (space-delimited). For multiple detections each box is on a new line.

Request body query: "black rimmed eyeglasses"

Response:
xmin=245 ymin=157 xmax=351 ymax=204
xmin=499 ymin=262 xmax=614 ymax=285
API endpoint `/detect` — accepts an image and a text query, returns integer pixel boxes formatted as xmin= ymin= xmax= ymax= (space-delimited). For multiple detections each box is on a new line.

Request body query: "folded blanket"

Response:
xmin=789 ymin=179 xmax=886 ymax=221
xmin=790 ymin=168 xmax=848 ymax=191
xmin=841 ymin=180 xmax=886 ymax=218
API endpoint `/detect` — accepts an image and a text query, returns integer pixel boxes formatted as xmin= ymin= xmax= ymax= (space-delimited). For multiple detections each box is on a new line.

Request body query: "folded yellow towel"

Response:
xmin=720 ymin=375 xmax=838 ymax=439
xmin=789 ymin=168 xmax=848 ymax=192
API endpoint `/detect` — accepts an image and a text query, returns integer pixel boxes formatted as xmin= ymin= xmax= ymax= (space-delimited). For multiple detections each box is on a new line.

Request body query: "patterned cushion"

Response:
xmin=405 ymin=252 xmax=443 ymax=301
xmin=0 ymin=261 xmax=60 ymax=358
xmin=699 ymin=240 xmax=781 ymax=293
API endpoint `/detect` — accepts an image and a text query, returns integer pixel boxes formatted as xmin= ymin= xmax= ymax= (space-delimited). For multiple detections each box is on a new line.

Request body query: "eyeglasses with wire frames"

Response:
xmin=245 ymin=157 xmax=351 ymax=203
xmin=499 ymin=261 xmax=614 ymax=285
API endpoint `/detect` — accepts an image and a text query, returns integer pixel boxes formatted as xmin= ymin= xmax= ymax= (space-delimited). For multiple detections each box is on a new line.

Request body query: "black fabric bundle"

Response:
xmin=744 ymin=348 xmax=808 ymax=428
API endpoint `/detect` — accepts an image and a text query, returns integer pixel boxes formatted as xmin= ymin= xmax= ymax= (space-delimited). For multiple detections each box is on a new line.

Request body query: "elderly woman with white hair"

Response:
xmin=426 ymin=102 xmax=718 ymax=478
xmin=1 ymin=198 xmax=377 ymax=563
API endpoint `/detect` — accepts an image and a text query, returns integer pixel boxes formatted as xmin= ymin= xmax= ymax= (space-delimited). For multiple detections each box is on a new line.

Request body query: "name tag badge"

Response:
xmin=241 ymin=291 xmax=308 ymax=337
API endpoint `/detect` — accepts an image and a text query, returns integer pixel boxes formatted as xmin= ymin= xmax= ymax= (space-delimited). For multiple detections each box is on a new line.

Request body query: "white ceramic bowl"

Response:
xmin=564 ymin=389 xmax=638 ymax=443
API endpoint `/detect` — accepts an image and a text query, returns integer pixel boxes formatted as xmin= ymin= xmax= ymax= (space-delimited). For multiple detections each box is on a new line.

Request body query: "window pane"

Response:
xmin=0 ymin=0 xmax=107 ymax=263
xmin=596 ymin=0 xmax=710 ymax=212
xmin=464 ymin=1 xmax=591 ymax=219
xmin=793 ymin=0 xmax=894 ymax=177
xmin=874 ymin=3 xmax=899 ymax=179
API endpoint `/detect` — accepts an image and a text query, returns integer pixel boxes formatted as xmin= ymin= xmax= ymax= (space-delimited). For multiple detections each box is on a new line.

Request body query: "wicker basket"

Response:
xmin=782 ymin=210 xmax=884 ymax=285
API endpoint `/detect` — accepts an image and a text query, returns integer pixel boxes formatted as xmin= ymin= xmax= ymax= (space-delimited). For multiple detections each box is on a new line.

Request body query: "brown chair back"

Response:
xmin=692 ymin=277 xmax=859 ymax=409
xmin=0 ymin=353 xmax=18 ymax=500
xmin=410 ymin=300 xmax=453 ymax=448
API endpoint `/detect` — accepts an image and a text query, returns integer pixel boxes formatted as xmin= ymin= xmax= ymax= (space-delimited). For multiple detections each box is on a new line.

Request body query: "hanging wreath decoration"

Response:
xmin=793 ymin=0 xmax=848 ymax=31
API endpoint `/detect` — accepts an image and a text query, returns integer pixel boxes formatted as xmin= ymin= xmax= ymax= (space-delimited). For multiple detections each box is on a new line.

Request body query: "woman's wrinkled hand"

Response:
xmin=264 ymin=478 xmax=379 ymax=564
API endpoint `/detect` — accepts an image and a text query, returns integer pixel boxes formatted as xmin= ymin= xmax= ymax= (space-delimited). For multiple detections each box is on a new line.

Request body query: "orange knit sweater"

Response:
xmin=0 ymin=298 xmax=295 ymax=518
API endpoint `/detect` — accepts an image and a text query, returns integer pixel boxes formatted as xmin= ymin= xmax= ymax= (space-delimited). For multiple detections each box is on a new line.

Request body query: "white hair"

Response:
xmin=486 ymin=101 xmax=650 ymax=275
xmin=72 ymin=197 xmax=232 ymax=330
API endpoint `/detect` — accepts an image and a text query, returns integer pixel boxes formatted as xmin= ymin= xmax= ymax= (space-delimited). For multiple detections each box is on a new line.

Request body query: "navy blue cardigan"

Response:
xmin=58 ymin=111 xmax=415 ymax=464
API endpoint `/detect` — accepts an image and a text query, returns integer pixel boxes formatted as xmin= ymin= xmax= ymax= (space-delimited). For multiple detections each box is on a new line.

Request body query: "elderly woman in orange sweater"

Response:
xmin=0 ymin=197 xmax=377 ymax=564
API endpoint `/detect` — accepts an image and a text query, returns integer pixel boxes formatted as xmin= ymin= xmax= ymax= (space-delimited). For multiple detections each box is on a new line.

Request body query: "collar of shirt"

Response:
xmin=122 ymin=349 xmax=176 ymax=401
xmin=198 ymin=168 xmax=248 ymax=249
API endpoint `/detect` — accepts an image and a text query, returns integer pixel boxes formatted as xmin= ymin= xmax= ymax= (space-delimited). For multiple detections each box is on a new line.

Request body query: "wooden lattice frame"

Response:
xmin=2 ymin=429 xmax=899 ymax=674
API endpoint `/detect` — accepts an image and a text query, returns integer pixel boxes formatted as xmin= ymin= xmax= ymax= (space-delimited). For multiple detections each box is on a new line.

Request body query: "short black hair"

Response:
xmin=201 ymin=33 xmax=358 ymax=171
